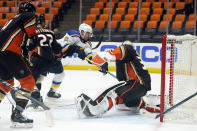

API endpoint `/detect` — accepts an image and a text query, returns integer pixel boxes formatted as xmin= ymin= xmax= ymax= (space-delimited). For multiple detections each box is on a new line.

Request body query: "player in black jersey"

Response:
xmin=76 ymin=41 xmax=156 ymax=118
xmin=27 ymin=14 xmax=62 ymax=108
xmin=27 ymin=14 xmax=85 ymax=108
xmin=0 ymin=2 xmax=37 ymax=128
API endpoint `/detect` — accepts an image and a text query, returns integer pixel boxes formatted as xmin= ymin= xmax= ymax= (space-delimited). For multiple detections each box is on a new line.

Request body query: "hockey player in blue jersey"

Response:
xmin=48 ymin=23 xmax=93 ymax=98
xmin=58 ymin=23 xmax=93 ymax=60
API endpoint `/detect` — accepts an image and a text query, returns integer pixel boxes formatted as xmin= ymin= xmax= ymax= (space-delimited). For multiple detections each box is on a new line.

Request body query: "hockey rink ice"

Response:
xmin=0 ymin=70 xmax=197 ymax=131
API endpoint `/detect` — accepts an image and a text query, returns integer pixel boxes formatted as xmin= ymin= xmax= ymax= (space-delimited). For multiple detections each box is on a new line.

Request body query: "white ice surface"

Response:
xmin=0 ymin=70 xmax=197 ymax=131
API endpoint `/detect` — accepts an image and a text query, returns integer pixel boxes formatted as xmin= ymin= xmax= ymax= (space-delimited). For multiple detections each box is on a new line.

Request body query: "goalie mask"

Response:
xmin=122 ymin=41 xmax=134 ymax=47
xmin=79 ymin=23 xmax=93 ymax=41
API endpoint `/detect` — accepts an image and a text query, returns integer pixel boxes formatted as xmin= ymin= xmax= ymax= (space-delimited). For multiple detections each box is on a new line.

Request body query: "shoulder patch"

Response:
xmin=67 ymin=30 xmax=80 ymax=37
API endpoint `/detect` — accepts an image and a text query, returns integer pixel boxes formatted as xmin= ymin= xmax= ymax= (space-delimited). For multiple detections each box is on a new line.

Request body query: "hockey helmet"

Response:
xmin=79 ymin=23 xmax=93 ymax=39
xmin=122 ymin=41 xmax=134 ymax=47
xmin=19 ymin=2 xmax=36 ymax=14
xmin=37 ymin=14 xmax=46 ymax=28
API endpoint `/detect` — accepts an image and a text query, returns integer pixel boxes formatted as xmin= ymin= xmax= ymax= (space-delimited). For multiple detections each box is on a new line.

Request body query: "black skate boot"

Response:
xmin=11 ymin=108 xmax=33 ymax=128
xmin=47 ymin=88 xmax=61 ymax=98
xmin=26 ymin=89 xmax=43 ymax=109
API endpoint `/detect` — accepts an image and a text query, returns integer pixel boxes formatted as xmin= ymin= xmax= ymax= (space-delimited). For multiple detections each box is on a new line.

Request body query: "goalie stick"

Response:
xmin=85 ymin=57 xmax=118 ymax=80
xmin=92 ymin=35 xmax=103 ymax=50
xmin=155 ymin=91 xmax=197 ymax=119
xmin=0 ymin=79 xmax=53 ymax=127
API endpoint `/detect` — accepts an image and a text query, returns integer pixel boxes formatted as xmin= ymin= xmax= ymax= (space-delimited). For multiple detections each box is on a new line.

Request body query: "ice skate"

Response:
xmin=47 ymin=88 xmax=61 ymax=98
xmin=26 ymin=89 xmax=43 ymax=110
xmin=10 ymin=108 xmax=33 ymax=128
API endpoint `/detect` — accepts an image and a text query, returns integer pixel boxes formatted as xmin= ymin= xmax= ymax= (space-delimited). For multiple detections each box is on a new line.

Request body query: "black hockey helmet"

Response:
xmin=37 ymin=14 xmax=46 ymax=28
xmin=19 ymin=2 xmax=36 ymax=14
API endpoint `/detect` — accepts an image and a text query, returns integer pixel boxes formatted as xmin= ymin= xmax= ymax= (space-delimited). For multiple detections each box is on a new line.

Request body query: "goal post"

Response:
xmin=160 ymin=34 xmax=197 ymax=123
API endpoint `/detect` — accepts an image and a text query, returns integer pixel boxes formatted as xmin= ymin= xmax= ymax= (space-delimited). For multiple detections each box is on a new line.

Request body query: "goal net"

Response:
xmin=160 ymin=34 xmax=197 ymax=124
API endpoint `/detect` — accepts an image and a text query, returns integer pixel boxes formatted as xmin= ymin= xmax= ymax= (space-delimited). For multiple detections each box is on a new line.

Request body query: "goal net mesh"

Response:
xmin=160 ymin=34 xmax=197 ymax=124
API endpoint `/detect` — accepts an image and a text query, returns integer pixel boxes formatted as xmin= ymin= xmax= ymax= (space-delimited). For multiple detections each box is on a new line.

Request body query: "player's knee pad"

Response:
xmin=53 ymin=71 xmax=65 ymax=82
xmin=0 ymin=78 xmax=14 ymax=93
xmin=18 ymin=75 xmax=35 ymax=92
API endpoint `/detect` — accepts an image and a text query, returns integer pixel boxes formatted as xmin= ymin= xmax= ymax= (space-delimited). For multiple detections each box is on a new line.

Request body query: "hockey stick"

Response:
xmin=92 ymin=35 xmax=103 ymax=50
xmin=0 ymin=79 xmax=53 ymax=127
xmin=85 ymin=57 xmax=118 ymax=80
xmin=0 ymin=79 xmax=50 ymax=110
xmin=155 ymin=91 xmax=197 ymax=119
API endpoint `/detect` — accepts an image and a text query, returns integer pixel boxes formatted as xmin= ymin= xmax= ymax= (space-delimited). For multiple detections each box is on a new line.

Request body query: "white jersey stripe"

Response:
xmin=1 ymin=28 xmax=21 ymax=51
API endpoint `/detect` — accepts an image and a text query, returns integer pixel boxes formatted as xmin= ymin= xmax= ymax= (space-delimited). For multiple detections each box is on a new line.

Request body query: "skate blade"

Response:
xmin=10 ymin=122 xmax=33 ymax=128
xmin=26 ymin=104 xmax=44 ymax=111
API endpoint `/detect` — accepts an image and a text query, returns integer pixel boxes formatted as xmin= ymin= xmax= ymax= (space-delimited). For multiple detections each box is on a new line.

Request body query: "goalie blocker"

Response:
xmin=76 ymin=41 xmax=160 ymax=118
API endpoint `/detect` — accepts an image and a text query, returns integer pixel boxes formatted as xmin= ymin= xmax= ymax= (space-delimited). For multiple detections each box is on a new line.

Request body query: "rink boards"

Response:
xmin=61 ymin=42 xmax=191 ymax=74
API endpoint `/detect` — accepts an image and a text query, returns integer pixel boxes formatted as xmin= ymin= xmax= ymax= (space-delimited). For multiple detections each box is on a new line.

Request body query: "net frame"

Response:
xmin=160 ymin=34 xmax=197 ymax=123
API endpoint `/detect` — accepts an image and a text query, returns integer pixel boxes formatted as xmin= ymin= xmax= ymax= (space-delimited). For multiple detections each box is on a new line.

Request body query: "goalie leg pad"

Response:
xmin=75 ymin=94 xmax=96 ymax=118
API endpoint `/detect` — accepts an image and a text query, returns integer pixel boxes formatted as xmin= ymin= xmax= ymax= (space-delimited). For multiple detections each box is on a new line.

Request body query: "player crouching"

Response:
xmin=76 ymin=41 xmax=160 ymax=118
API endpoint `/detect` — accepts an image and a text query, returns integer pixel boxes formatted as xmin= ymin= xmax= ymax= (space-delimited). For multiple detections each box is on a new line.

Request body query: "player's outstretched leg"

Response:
xmin=76 ymin=93 xmax=110 ymax=118
xmin=76 ymin=93 xmax=95 ymax=117
xmin=11 ymin=107 xmax=33 ymax=128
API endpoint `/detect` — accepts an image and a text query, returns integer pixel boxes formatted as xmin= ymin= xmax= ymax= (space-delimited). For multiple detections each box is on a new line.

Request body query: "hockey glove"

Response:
xmin=75 ymin=47 xmax=86 ymax=60
xmin=62 ymin=45 xmax=78 ymax=58
xmin=99 ymin=62 xmax=108 ymax=75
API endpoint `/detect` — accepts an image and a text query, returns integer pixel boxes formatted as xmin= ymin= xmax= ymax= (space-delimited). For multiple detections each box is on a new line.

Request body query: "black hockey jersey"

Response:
xmin=114 ymin=45 xmax=151 ymax=91
xmin=0 ymin=12 xmax=37 ymax=56
xmin=31 ymin=28 xmax=62 ymax=61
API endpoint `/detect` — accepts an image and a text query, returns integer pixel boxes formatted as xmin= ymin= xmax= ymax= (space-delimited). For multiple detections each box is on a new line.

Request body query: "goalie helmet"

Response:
xmin=19 ymin=2 xmax=36 ymax=14
xmin=79 ymin=23 xmax=93 ymax=39
xmin=122 ymin=41 xmax=134 ymax=47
